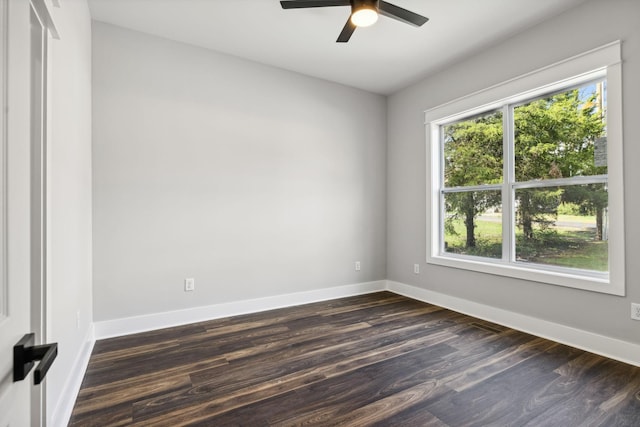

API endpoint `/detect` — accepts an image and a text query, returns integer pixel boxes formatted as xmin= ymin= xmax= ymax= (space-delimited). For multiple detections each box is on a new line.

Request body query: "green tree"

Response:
xmin=443 ymin=83 xmax=606 ymax=251
xmin=444 ymin=111 xmax=503 ymax=248
xmin=562 ymin=183 xmax=608 ymax=240
xmin=514 ymin=86 xmax=606 ymax=240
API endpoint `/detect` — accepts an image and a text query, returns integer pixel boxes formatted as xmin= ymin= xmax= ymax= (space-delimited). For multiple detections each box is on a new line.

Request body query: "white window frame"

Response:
xmin=425 ymin=41 xmax=625 ymax=296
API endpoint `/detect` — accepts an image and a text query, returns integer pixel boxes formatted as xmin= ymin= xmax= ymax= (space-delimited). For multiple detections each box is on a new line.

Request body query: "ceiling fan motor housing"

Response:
xmin=352 ymin=0 xmax=379 ymax=12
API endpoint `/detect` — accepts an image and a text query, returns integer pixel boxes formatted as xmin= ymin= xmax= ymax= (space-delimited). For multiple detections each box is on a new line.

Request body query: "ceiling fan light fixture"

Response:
xmin=351 ymin=7 xmax=378 ymax=27
xmin=280 ymin=0 xmax=428 ymax=43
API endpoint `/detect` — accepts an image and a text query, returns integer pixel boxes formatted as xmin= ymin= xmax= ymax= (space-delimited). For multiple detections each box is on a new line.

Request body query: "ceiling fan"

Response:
xmin=280 ymin=0 xmax=429 ymax=43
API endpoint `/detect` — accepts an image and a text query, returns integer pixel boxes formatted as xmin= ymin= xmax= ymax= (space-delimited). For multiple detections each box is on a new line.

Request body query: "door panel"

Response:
xmin=0 ymin=0 xmax=49 ymax=425
xmin=0 ymin=0 xmax=34 ymax=424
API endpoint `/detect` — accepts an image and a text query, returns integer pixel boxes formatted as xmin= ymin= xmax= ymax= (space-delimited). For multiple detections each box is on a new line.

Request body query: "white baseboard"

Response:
xmin=51 ymin=323 xmax=95 ymax=427
xmin=386 ymin=280 xmax=640 ymax=367
xmin=94 ymin=280 xmax=387 ymax=340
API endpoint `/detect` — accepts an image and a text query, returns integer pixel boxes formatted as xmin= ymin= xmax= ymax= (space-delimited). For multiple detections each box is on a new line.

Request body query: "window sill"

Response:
xmin=427 ymin=253 xmax=623 ymax=296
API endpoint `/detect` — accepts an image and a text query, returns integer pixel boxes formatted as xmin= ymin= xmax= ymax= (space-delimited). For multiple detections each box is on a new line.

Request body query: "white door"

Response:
xmin=0 ymin=0 xmax=53 ymax=425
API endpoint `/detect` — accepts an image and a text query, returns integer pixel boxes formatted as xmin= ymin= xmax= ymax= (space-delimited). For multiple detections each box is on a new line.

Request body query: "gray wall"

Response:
xmin=387 ymin=0 xmax=640 ymax=344
xmin=47 ymin=0 xmax=93 ymax=422
xmin=92 ymin=22 xmax=387 ymax=321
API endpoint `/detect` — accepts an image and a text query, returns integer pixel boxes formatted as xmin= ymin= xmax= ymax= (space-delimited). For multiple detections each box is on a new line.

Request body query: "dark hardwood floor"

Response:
xmin=69 ymin=292 xmax=640 ymax=426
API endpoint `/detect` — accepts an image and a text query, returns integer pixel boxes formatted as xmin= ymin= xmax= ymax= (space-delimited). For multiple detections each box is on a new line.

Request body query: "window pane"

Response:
xmin=515 ymin=184 xmax=608 ymax=272
xmin=514 ymin=80 xmax=607 ymax=182
xmin=444 ymin=190 xmax=502 ymax=259
xmin=443 ymin=110 xmax=503 ymax=187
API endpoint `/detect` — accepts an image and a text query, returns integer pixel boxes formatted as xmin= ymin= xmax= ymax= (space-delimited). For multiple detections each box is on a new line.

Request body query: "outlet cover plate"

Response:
xmin=185 ymin=278 xmax=195 ymax=292
xmin=632 ymin=303 xmax=640 ymax=320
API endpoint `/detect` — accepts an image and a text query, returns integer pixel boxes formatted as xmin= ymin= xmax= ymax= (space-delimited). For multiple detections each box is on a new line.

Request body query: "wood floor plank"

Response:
xmin=73 ymin=374 xmax=192 ymax=416
xmin=223 ymin=321 xmax=371 ymax=362
xmin=88 ymin=340 xmax=181 ymax=365
xmin=69 ymin=400 xmax=134 ymax=426
xmin=596 ymin=390 xmax=640 ymax=427
xmin=323 ymin=382 xmax=448 ymax=427
xmin=190 ymin=313 xmax=460 ymax=389
xmin=129 ymin=330 xmax=458 ymax=425
xmin=69 ymin=292 xmax=640 ymax=426
xmin=445 ymin=336 xmax=558 ymax=392
xmin=265 ymin=346 xmax=454 ymax=426
xmin=72 ymin=356 xmax=228 ymax=417
xmin=522 ymin=356 xmax=640 ymax=426
xmin=370 ymin=398 xmax=451 ymax=427
xmin=90 ymin=322 xmax=207 ymax=355
xmin=426 ymin=343 xmax=587 ymax=426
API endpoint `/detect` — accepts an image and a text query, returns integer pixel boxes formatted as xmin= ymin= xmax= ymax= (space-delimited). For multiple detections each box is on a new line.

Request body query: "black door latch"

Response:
xmin=14 ymin=333 xmax=58 ymax=385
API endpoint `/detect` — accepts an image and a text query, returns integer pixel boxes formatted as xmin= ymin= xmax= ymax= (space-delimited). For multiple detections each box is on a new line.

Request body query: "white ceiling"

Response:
xmin=88 ymin=0 xmax=588 ymax=95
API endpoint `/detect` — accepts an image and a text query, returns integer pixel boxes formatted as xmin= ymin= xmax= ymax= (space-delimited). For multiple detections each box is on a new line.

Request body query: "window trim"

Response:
xmin=425 ymin=41 xmax=625 ymax=296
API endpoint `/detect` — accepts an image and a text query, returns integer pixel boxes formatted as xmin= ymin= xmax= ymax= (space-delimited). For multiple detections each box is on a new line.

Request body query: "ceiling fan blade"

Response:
xmin=379 ymin=1 xmax=429 ymax=27
xmin=336 ymin=18 xmax=356 ymax=43
xmin=280 ymin=0 xmax=350 ymax=9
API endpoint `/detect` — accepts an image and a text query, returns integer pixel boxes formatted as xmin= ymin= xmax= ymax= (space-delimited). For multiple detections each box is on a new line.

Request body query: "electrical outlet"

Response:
xmin=355 ymin=261 xmax=361 ymax=271
xmin=631 ymin=303 xmax=640 ymax=320
xmin=185 ymin=278 xmax=195 ymax=292
xmin=414 ymin=264 xmax=420 ymax=274
xmin=76 ymin=310 xmax=80 ymax=329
